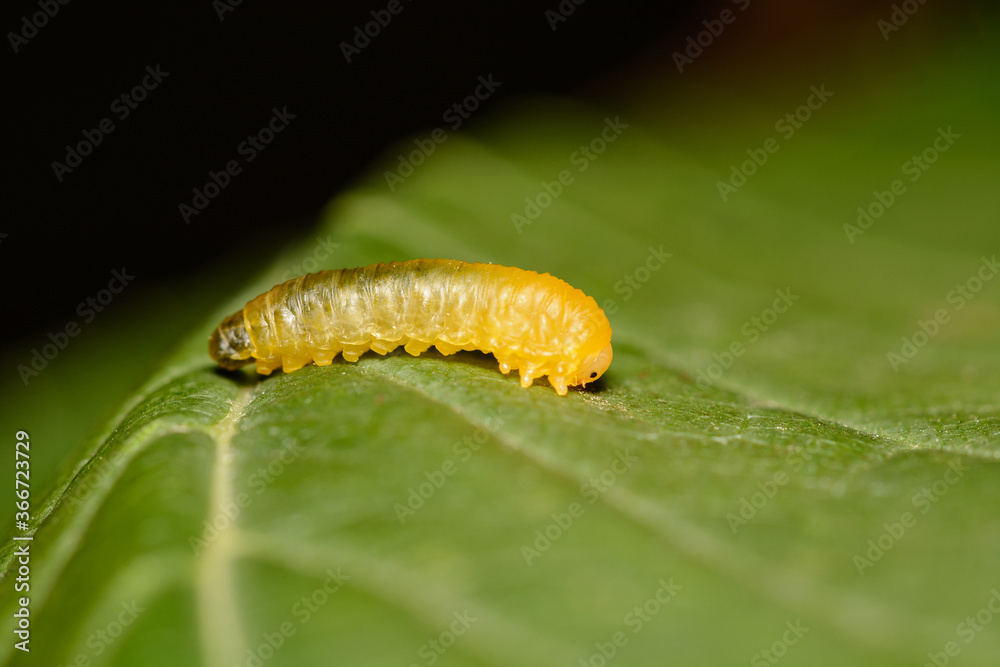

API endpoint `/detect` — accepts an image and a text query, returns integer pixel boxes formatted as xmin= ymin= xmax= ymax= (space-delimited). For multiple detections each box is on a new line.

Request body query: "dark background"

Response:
xmin=6 ymin=0 xmax=708 ymax=346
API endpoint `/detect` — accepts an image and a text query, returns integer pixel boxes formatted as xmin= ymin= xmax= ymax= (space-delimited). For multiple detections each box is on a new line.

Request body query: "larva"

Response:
xmin=209 ymin=259 xmax=612 ymax=395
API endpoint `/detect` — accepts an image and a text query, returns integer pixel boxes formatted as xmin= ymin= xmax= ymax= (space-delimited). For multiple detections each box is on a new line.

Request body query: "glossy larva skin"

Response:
xmin=209 ymin=259 xmax=612 ymax=395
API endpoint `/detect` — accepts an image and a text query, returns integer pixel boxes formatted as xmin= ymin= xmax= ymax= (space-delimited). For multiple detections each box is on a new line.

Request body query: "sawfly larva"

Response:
xmin=209 ymin=259 xmax=612 ymax=395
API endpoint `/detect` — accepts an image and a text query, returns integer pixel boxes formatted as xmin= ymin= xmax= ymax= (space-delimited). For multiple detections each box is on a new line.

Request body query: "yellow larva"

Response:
xmin=208 ymin=259 xmax=612 ymax=395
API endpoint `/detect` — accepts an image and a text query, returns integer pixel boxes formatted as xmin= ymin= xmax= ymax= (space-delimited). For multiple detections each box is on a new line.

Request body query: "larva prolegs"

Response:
xmin=404 ymin=340 xmax=432 ymax=356
xmin=312 ymin=349 xmax=338 ymax=366
xmin=370 ymin=338 xmax=401 ymax=355
xmin=341 ymin=343 xmax=369 ymax=363
xmin=434 ymin=342 xmax=462 ymax=356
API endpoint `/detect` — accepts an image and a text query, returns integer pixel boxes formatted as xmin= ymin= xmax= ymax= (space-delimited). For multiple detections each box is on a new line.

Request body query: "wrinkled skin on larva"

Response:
xmin=209 ymin=259 xmax=613 ymax=395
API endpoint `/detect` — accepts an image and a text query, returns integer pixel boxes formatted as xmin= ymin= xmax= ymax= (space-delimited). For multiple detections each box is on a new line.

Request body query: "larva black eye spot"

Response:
xmin=590 ymin=372 xmax=598 ymax=378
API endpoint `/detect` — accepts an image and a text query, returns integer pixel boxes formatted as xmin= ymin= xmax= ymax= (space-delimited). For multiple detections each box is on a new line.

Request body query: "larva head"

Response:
xmin=209 ymin=311 xmax=255 ymax=370
xmin=570 ymin=343 xmax=613 ymax=389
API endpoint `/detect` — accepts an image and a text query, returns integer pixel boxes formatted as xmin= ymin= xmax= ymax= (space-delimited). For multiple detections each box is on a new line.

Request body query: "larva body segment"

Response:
xmin=209 ymin=259 xmax=612 ymax=395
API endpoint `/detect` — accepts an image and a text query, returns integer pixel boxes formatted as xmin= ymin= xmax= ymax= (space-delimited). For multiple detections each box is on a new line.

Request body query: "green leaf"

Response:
xmin=4 ymin=27 xmax=1000 ymax=667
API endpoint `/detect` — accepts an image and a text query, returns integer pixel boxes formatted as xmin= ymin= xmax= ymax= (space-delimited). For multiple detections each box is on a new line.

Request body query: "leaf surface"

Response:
xmin=3 ymin=28 xmax=1000 ymax=667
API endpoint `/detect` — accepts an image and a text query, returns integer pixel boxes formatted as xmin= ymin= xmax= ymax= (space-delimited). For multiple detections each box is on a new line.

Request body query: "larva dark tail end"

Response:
xmin=209 ymin=310 xmax=254 ymax=370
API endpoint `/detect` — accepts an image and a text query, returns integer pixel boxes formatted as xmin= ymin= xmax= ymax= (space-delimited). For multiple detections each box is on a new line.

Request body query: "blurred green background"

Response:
xmin=3 ymin=2 xmax=1000 ymax=666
